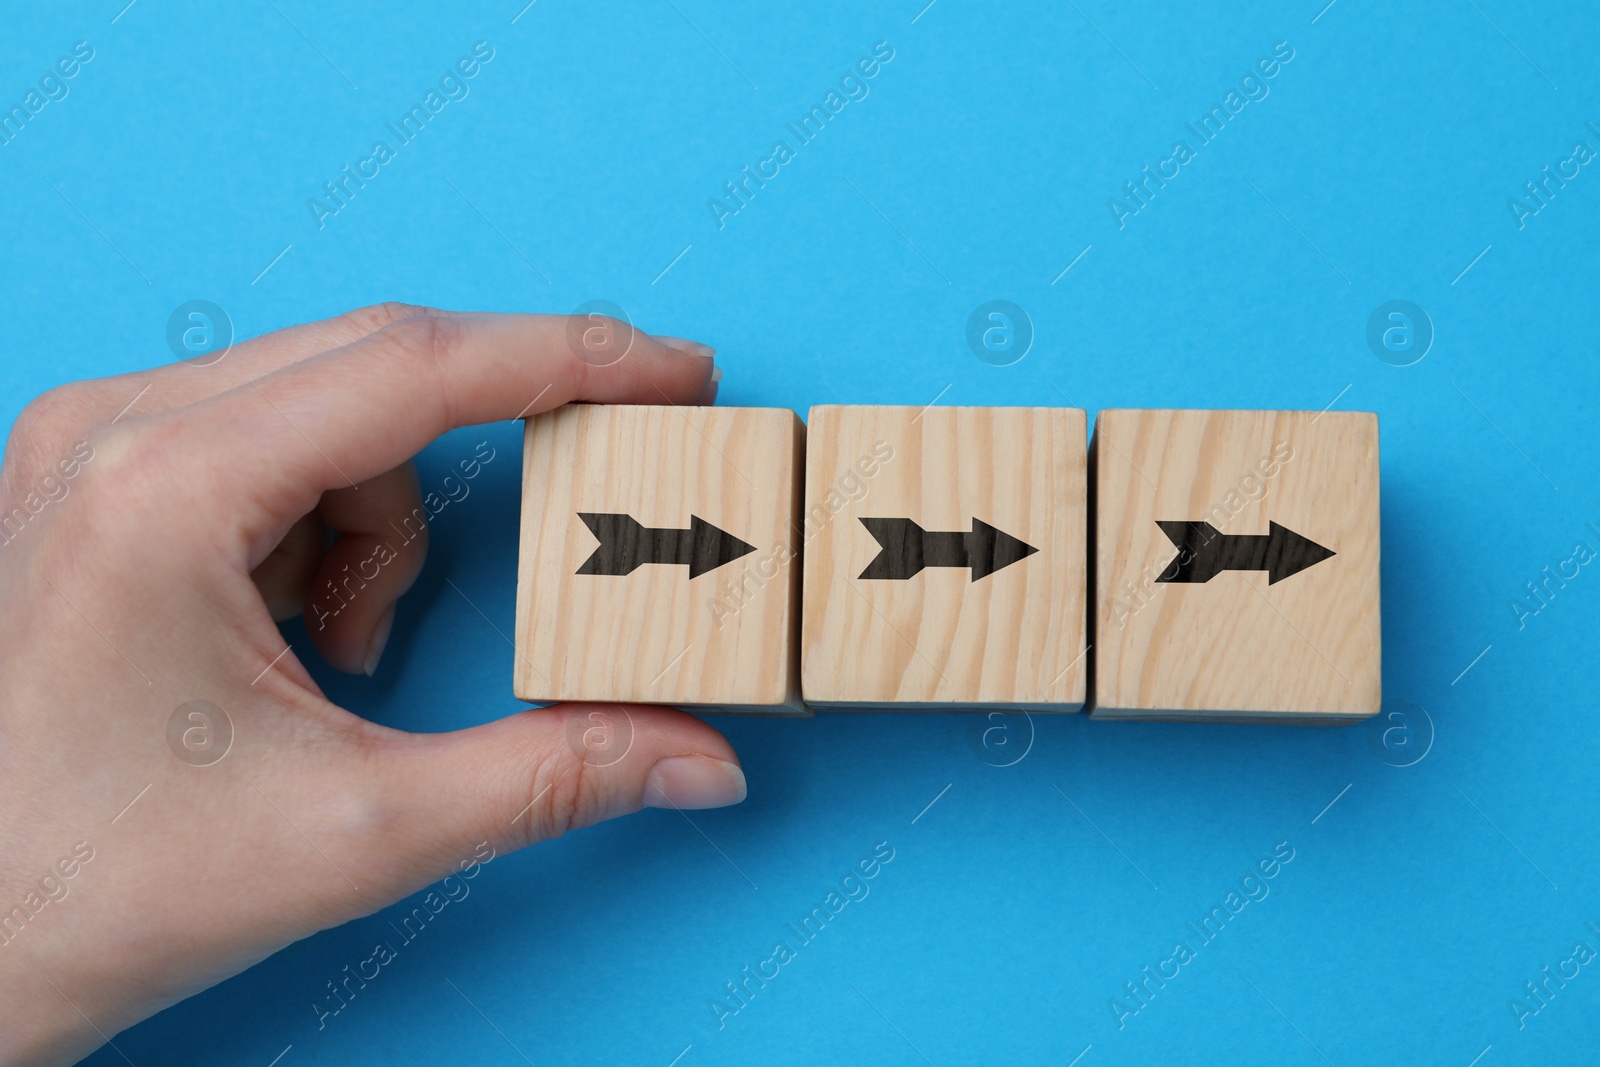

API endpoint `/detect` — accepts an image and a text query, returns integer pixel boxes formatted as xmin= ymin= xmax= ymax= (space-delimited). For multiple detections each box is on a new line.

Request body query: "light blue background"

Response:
xmin=3 ymin=0 xmax=1598 ymax=1062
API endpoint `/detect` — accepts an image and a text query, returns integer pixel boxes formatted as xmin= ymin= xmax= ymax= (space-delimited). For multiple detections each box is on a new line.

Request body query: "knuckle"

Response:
xmin=525 ymin=745 xmax=599 ymax=844
xmin=0 ymin=421 xmax=116 ymax=557
xmin=7 ymin=383 xmax=96 ymax=453
xmin=79 ymin=420 xmax=159 ymax=486
xmin=72 ymin=420 xmax=198 ymax=525
xmin=340 ymin=301 xmax=436 ymax=336
xmin=373 ymin=308 xmax=456 ymax=367
xmin=371 ymin=310 xmax=463 ymax=422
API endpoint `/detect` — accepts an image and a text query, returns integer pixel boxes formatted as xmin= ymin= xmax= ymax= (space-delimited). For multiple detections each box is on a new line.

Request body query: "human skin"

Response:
xmin=0 ymin=305 xmax=745 ymax=1065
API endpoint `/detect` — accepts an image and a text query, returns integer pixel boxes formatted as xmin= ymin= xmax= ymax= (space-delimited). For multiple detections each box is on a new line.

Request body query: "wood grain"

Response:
xmin=1089 ymin=409 xmax=1381 ymax=722
xmin=514 ymin=405 xmax=806 ymax=713
xmin=801 ymin=405 xmax=1088 ymax=710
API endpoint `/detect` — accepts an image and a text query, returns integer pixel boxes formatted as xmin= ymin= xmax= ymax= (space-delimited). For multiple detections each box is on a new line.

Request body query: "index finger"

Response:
xmin=144 ymin=309 xmax=718 ymax=552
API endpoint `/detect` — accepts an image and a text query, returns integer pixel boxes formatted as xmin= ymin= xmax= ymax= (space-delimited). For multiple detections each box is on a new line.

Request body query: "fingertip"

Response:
xmin=651 ymin=335 xmax=716 ymax=361
xmin=364 ymin=602 xmax=396 ymax=677
xmin=624 ymin=333 xmax=717 ymax=406
xmin=697 ymin=366 xmax=722 ymax=406
xmin=642 ymin=756 xmax=747 ymax=810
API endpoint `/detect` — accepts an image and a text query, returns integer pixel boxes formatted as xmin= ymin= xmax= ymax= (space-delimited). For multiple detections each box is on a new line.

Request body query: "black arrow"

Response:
xmin=1155 ymin=520 xmax=1335 ymax=585
xmin=858 ymin=517 xmax=1038 ymax=581
xmin=576 ymin=513 xmax=756 ymax=578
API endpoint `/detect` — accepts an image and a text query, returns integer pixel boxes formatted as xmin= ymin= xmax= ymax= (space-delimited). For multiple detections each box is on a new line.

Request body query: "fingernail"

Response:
xmin=364 ymin=603 xmax=396 ymax=677
xmin=653 ymin=335 xmax=716 ymax=361
xmin=642 ymin=756 xmax=746 ymax=810
xmin=697 ymin=369 xmax=721 ymax=406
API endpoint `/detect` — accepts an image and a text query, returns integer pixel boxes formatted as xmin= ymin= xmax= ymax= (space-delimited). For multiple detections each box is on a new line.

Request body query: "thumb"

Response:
xmin=375 ymin=704 xmax=745 ymax=872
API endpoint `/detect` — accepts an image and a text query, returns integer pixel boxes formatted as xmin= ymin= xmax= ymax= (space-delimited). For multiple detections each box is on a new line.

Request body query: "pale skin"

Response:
xmin=0 ymin=305 xmax=746 ymax=1065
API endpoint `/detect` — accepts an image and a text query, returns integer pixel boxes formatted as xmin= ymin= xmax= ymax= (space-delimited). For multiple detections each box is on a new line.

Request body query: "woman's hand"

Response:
xmin=0 ymin=304 xmax=745 ymax=1065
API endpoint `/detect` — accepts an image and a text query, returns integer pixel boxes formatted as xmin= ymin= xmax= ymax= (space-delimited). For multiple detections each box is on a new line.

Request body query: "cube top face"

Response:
xmin=801 ymin=405 xmax=1088 ymax=709
xmin=514 ymin=405 xmax=804 ymax=711
xmin=1092 ymin=409 xmax=1381 ymax=721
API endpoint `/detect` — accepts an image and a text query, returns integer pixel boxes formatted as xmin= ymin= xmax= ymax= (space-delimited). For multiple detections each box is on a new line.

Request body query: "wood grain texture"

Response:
xmin=1089 ymin=409 xmax=1381 ymax=722
xmin=801 ymin=405 xmax=1087 ymax=710
xmin=514 ymin=405 xmax=806 ymax=713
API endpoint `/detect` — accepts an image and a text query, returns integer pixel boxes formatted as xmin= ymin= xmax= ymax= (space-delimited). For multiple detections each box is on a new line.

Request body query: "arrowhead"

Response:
xmin=966 ymin=518 xmax=1039 ymax=580
xmin=687 ymin=515 xmax=757 ymax=578
xmin=1265 ymin=522 xmax=1335 ymax=584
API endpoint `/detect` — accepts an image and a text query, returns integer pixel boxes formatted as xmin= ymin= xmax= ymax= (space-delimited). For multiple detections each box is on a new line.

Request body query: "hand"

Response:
xmin=0 ymin=304 xmax=746 ymax=1065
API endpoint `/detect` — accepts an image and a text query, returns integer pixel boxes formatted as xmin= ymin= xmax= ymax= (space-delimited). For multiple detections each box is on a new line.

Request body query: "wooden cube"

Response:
xmin=514 ymin=405 xmax=806 ymax=713
xmin=1089 ymin=409 xmax=1381 ymax=722
xmin=801 ymin=405 xmax=1088 ymax=710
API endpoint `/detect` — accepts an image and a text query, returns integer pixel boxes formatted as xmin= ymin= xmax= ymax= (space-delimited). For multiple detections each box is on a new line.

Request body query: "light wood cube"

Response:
xmin=1090 ymin=409 xmax=1381 ymax=722
xmin=801 ymin=405 xmax=1088 ymax=710
xmin=514 ymin=405 xmax=806 ymax=713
